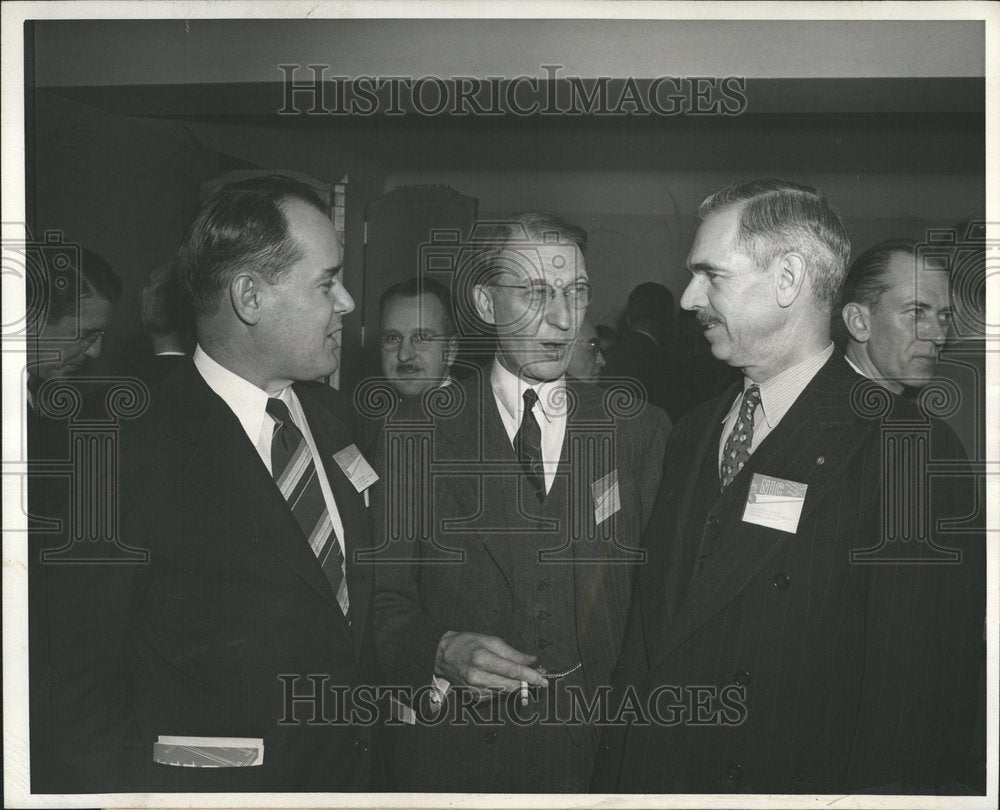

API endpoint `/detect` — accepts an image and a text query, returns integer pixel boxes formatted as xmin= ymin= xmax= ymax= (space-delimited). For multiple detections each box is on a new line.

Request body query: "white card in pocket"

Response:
xmin=333 ymin=443 xmax=379 ymax=492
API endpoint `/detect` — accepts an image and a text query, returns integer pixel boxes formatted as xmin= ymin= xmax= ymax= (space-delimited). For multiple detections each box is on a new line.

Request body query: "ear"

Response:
xmin=230 ymin=273 xmax=263 ymax=325
xmin=444 ymin=335 xmax=459 ymax=367
xmin=774 ymin=252 xmax=808 ymax=308
xmin=473 ymin=284 xmax=496 ymax=326
xmin=841 ymin=301 xmax=872 ymax=343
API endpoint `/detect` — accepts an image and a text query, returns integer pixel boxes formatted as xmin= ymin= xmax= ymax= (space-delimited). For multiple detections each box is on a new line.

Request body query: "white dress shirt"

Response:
xmin=193 ymin=345 xmax=346 ymax=556
xmin=490 ymin=358 xmax=568 ymax=495
xmin=718 ymin=343 xmax=835 ymax=467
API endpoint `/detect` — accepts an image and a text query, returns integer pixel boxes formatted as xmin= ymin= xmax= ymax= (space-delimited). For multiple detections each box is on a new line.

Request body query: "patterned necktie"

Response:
xmin=719 ymin=384 xmax=761 ymax=491
xmin=266 ymin=398 xmax=349 ymax=617
xmin=514 ymin=388 xmax=545 ymax=502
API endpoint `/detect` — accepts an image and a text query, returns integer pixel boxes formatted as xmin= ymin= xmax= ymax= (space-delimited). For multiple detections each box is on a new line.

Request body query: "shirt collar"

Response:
xmin=722 ymin=342 xmax=835 ymax=428
xmin=844 ymin=353 xmax=867 ymax=377
xmin=194 ymin=345 xmax=286 ymax=441
xmin=490 ymin=357 xmax=566 ymax=424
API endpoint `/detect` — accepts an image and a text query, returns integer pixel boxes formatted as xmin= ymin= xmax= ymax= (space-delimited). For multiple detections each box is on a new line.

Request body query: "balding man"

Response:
xmin=44 ymin=176 xmax=383 ymax=792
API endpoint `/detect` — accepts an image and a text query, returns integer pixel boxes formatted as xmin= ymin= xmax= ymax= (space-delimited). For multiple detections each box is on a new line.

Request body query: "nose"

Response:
xmin=595 ymin=350 xmax=607 ymax=370
xmin=335 ymin=285 xmax=355 ymax=315
xmin=919 ymin=315 xmax=949 ymax=348
xmin=397 ymin=337 xmax=417 ymax=362
xmin=680 ymin=276 xmax=704 ymax=311
xmin=544 ymin=292 xmax=573 ymax=331
xmin=83 ymin=336 xmax=103 ymax=359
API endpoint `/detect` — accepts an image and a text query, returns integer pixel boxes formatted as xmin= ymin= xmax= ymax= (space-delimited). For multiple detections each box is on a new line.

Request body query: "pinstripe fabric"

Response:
xmin=267 ymin=398 xmax=349 ymax=616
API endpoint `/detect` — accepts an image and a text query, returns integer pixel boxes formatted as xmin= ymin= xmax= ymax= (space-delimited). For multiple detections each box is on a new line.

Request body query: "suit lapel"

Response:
xmin=167 ymin=364 xmax=353 ymax=638
xmin=295 ymin=383 xmax=374 ymax=647
xmin=654 ymin=354 xmax=871 ymax=664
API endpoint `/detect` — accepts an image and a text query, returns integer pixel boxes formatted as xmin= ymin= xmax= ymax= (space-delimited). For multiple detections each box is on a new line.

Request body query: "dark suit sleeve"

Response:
xmin=846 ymin=422 xmax=985 ymax=792
xmin=634 ymin=406 xmax=672 ymax=532
xmin=43 ymin=486 xmax=149 ymax=792
xmin=369 ymin=431 xmax=452 ymax=691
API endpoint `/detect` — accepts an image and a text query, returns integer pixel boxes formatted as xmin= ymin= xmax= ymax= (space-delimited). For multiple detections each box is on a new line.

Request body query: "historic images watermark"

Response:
xmin=278 ymin=65 xmax=749 ymax=117
xmin=277 ymin=675 xmax=748 ymax=729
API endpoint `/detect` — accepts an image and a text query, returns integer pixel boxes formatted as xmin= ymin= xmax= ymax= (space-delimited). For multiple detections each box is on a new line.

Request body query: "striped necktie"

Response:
xmin=266 ymin=398 xmax=349 ymax=617
xmin=514 ymin=388 xmax=545 ymax=502
xmin=719 ymin=384 xmax=761 ymax=492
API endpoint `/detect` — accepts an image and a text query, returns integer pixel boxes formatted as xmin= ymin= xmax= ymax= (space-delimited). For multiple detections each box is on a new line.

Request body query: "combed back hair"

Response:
xmin=698 ymin=178 xmax=851 ymax=306
xmin=841 ymin=239 xmax=920 ymax=309
xmin=475 ymin=212 xmax=588 ymax=287
xmin=627 ymin=282 xmax=674 ymax=323
xmin=140 ymin=262 xmax=192 ymax=335
xmin=47 ymin=246 xmax=122 ymax=323
xmin=177 ymin=175 xmax=328 ymax=316
xmin=379 ymin=276 xmax=456 ymax=335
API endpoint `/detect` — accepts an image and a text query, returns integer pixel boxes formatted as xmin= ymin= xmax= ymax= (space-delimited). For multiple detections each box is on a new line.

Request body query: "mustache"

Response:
xmin=394 ymin=363 xmax=422 ymax=373
xmin=697 ymin=312 xmax=721 ymax=327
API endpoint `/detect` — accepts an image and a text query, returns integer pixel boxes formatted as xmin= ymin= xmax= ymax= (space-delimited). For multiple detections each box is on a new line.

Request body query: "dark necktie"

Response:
xmin=266 ymin=398 xmax=349 ymax=616
xmin=514 ymin=388 xmax=546 ymax=502
xmin=719 ymin=384 xmax=761 ymax=491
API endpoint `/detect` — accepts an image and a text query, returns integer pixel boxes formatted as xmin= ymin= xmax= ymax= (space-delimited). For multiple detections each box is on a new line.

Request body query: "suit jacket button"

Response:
xmin=484 ymin=730 xmax=498 ymax=744
xmin=772 ymin=572 xmax=790 ymax=590
xmin=734 ymin=670 xmax=750 ymax=687
xmin=536 ymin=581 xmax=549 ymax=591
xmin=353 ymin=738 xmax=369 ymax=753
xmin=727 ymin=762 xmax=743 ymax=781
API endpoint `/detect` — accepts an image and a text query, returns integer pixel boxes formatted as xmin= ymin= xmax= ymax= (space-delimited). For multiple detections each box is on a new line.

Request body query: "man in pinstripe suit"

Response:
xmin=593 ymin=179 xmax=984 ymax=794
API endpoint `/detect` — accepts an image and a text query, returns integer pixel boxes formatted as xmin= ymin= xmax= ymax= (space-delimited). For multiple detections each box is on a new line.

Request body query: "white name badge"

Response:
xmin=592 ymin=470 xmax=621 ymax=526
xmin=742 ymin=473 xmax=807 ymax=534
xmin=333 ymin=444 xmax=380 ymax=493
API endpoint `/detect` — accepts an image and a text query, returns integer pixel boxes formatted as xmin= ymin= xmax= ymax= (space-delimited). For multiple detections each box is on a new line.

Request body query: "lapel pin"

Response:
xmin=816 ymin=456 xmax=825 ymax=465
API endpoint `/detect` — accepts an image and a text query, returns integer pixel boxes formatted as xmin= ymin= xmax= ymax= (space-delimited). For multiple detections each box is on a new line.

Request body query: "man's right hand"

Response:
xmin=435 ymin=631 xmax=549 ymax=694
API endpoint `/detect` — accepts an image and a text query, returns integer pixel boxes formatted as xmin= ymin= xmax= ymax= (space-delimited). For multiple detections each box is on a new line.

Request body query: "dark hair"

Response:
xmin=379 ymin=276 xmax=455 ymax=335
xmin=476 ymin=212 xmax=588 ymax=287
xmin=140 ymin=261 xmax=193 ymax=335
xmin=840 ymin=239 xmax=920 ymax=309
xmin=177 ymin=174 xmax=328 ymax=315
xmin=46 ymin=246 xmax=121 ymax=323
xmin=626 ymin=282 xmax=674 ymax=324
xmin=698 ymin=178 xmax=851 ymax=306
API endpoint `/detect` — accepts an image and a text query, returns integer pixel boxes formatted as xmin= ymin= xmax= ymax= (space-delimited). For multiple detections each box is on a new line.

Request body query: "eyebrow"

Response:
xmin=687 ymin=260 xmax=723 ymax=273
xmin=901 ymin=299 xmax=951 ymax=311
xmin=317 ymin=265 xmax=343 ymax=280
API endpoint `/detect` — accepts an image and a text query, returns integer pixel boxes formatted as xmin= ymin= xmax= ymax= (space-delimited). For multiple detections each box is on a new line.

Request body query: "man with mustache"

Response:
xmin=840 ymin=239 xmax=952 ymax=394
xmin=372 ymin=212 xmax=670 ymax=792
xmin=593 ymin=179 xmax=984 ymax=794
xmin=42 ymin=176 xmax=384 ymax=792
xmin=378 ymin=276 xmax=458 ymax=399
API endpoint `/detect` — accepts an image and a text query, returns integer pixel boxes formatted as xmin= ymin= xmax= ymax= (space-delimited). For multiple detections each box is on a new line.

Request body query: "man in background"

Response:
xmin=840 ymin=238 xmax=951 ymax=395
xmin=135 ymin=261 xmax=192 ymax=384
xmin=378 ymin=276 xmax=458 ymax=399
xmin=602 ymin=281 xmax=679 ymax=420
xmin=567 ymin=318 xmax=606 ymax=381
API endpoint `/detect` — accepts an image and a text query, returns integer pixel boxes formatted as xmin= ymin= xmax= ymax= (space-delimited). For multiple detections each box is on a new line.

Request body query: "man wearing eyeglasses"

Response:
xmin=378 ymin=277 xmax=458 ymax=399
xmin=372 ymin=212 xmax=671 ymax=792
xmin=567 ymin=319 xmax=607 ymax=381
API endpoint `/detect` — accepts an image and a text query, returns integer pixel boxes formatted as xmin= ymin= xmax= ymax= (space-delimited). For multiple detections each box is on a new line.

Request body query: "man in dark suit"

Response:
xmin=593 ymin=179 xmax=984 ymax=794
xmin=602 ymin=281 xmax=680 ymax=421
xmin=42 ymin=176 xmax=383 ymax=792
xmin=372 ymin=213 xmax=671 ymax=792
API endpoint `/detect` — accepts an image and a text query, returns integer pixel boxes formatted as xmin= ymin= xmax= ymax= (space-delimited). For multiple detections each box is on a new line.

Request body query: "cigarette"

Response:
xmin=520 ymin=680 xmax=528 ymax=706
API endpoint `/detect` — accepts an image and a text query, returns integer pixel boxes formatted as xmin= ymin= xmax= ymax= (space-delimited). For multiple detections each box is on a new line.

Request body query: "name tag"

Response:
xmin=333 ymin=444 xmax=379 ymax=492
xmin=742 ymin=473 xmax=807 ymax=534
xmin=591 ymin=470 xmax=621 ymax=526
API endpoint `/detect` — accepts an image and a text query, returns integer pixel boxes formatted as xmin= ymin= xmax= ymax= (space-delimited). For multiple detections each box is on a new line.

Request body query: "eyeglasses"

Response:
xmin=492 ymin=281 xmax=593 ymax=309
xmin=380 ymin=331 xmax=451 ymax=351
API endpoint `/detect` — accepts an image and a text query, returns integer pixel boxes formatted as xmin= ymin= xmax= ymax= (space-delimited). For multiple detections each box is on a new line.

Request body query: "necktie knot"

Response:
xmin=522 ymin=388 xmax=539 ymax=413
xmin=266 ymin=397 xmax=293 ymax=427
